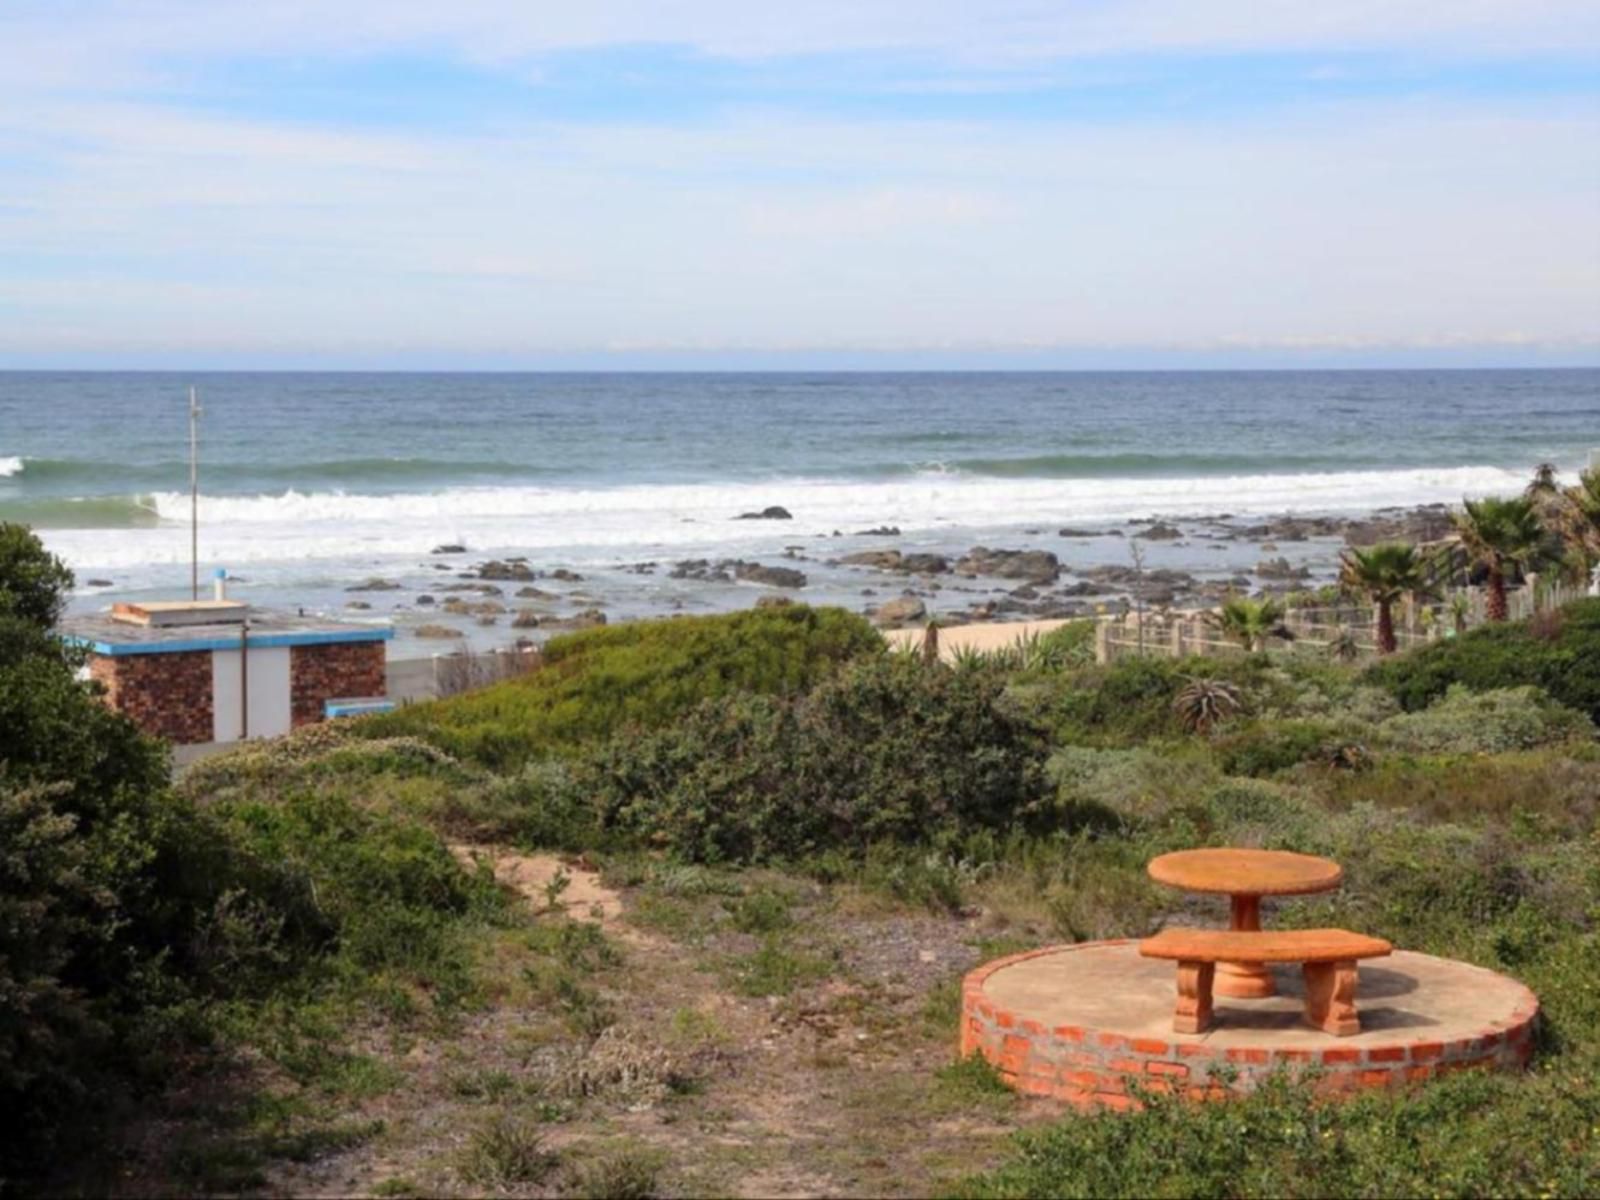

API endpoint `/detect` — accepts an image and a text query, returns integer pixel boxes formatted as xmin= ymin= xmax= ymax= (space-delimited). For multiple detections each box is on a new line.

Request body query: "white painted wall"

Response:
xmin=211 ymin=645 xmax=291 ymax=742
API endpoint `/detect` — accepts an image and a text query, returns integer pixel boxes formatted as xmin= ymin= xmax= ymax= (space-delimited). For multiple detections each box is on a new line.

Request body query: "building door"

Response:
xmin=212 ymin=645 xmax=292 ymax=742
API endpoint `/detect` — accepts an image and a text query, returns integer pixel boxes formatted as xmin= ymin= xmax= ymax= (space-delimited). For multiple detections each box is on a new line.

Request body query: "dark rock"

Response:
xmin=953 ymin=547 xmax=1060 ymax=584
xmin=838 ymin=549 xmax=950 ymax=575
xmin=511 ymin=609 xmax=541 ymax=628
xmin=736 ymin=505 xmax=793 ymax=520
xmin=344 ymin=600 xmax=372 ymax=610
xmin=1059 ymin=580 xmax=1114 ymax=597
xmin=755 ymin=594 xmax=793 ymax=609
xmin=551 ymin=568 xmax=584 ymax=582
xmin=415 ymin=594 xmax=436 ymax=606
xmin=413 ymin=623 xmax=463 ymax=639
xmin=540 ymin=608 xmax=607 ymax=631
xmin=478 ymin=560 xmax=536 ymax=582
xmin=1056 ymin=528 xmax=1100 ymax=538
xmin=872 ymin=595 xmax=927 ymax=627
xmin=431 ymin=543 xmax=467 ymax=554
xmin=734 ymin=562 xmax=806 ymax=589
xmin=856 ymin=525 xmax=901 ymax=536
xmin=1256 ymin=556 xmax=1312 ymax=581
xmin=516 ymin=586 xmax=558 ymax=600
xmin=347 ymin=577 xmax=402 ymax=592
xmin=84 ymin=578 xmax=114 ymax=587
xmin=1132 ymin=522 xmax=1182 ymax=541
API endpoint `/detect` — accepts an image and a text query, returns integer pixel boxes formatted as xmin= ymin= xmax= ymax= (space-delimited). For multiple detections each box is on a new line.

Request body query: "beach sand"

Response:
xmin=882 ymin=617 xmax=1076 ymax=663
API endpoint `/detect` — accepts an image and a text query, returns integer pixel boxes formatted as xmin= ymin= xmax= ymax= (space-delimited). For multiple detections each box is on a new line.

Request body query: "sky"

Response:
xmin=1 ymin=1 xmax=1598 ymax=370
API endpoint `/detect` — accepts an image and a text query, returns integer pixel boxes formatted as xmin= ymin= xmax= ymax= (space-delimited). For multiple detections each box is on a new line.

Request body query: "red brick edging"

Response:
xmin=960 ymin=941 xmax=1538 ymax=1110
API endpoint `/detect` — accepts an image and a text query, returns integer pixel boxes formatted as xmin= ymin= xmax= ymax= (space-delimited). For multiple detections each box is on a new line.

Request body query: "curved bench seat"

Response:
xmin=1139 ymin=928 xmax=1392 ymax=1036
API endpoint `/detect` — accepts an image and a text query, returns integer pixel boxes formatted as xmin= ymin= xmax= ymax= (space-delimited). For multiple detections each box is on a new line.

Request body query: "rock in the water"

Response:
xmin=1256 ymin=556 xmax=1312 ymax=581
xmin=838 ymin=549 xmax=950 ymax=574
xmin=442 ymin=597 xmax=506 ymax=616
xmin=856 ymin=525 xmax=901 ymax=536
xmin=1056 ymin=528 xmax=1100 ymax=538
xmin=84 ymin=578 xmax=114 ymax=587
xmin=541 ymin=608 xmax=607 ymax=631
xmin=431 ymin=543 xmax=467 ymax=555
xmin=872 ymin=595 xmax=927 ymax=627
xmin=477 ymin=560 xmax=537 ymax=582
xmin=415 ymin=594 xmax=436 ymax=606
xmin=414 ymin=623 xmax=463 ymax=639
xmin=516 ymin=586 xmax=558 ymax=600
xmin=347 ymin=577 xmax=402 ymax=592
xmin=840 ymin=549 xmax=905 ymax=570
xmin=669 ymin=559 xmax=733 ymax=583
xmin=736 ymin=505 xmax=793 ymax=520
xmin=550 ymin=568 xmax=584 ymax=582
xmin=954 ymin=547 xmax=1061 ymax=584
xmin=1132 ymin=522 xmax=1182 ymax=541
xmin=511 ymin=608 xmax=541 ymax=628
xmin=755 ymin=594 xmax=793 ymax=609
xmin=734 ymin=562 xmax=806 ymax=589
xmin=344 ymin=600 xmax=372 ymax=610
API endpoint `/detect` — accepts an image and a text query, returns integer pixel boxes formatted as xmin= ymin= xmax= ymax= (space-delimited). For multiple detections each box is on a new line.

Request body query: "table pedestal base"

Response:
xmin=1217 ymin=893 xmax=1277 ymax=999
xmin=1215 ymin=959 xmax=1276 ymax=998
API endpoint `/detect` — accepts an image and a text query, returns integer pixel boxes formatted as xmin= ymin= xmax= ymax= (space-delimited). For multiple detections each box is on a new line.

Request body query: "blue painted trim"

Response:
xmin=64 ymin=627 xmax=394 ymax=657
xmin=326 ymin=699 xmax=396 ymax=718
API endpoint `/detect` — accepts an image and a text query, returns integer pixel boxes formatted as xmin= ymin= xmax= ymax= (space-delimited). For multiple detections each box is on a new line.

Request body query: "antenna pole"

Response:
xmin=189 ymin=387 xmax=201 ymax=600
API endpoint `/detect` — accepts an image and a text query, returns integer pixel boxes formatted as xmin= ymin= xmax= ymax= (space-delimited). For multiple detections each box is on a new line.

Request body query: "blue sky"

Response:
xmin=1 ymin=1 xmax=1597 ymax=368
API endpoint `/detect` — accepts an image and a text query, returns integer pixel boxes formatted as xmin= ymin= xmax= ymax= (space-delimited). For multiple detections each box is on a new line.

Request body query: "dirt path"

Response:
xmin=93 ymin=849 xmax=1047 ymax=1198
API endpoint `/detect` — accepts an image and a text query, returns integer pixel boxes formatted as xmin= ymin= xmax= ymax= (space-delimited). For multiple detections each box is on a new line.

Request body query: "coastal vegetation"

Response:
xmin=4 ymin=490 xmax=1600 ymax=1195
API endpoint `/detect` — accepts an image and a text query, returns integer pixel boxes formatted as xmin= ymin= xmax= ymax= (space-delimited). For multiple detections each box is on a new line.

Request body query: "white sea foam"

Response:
xmin=39 ymin=463 xmax=1528 ymax=572
xmin=0 ymin=456 xmax=22 ymax=478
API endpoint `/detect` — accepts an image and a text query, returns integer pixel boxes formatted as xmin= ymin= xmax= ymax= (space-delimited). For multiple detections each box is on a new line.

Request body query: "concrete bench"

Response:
xmin=1140 ymin=928 xmax=1393 ymax=1036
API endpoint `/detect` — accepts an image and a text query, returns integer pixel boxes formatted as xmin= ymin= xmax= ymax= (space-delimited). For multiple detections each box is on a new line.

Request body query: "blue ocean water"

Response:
xmin=1 ymin=369 xmax=1594 ymax=643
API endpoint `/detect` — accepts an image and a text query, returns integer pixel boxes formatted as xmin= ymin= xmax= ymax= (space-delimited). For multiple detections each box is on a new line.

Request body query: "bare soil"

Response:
xmin=70 ymin=851 xmax=1056 ymax=1199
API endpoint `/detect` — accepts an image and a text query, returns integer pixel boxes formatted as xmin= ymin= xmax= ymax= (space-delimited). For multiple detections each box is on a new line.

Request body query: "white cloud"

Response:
xmin=0 ymin=2 xmax=1595 ymax=361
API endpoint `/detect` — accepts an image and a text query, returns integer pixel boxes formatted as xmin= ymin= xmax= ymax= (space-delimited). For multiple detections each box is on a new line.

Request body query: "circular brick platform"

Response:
xmin=961 ymin=940 xmax=1538 ymax=1108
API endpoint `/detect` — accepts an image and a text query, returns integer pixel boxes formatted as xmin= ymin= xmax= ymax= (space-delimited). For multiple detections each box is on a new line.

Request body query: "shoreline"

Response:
xmin=238 ymin=501 xmax=1458 ymax=669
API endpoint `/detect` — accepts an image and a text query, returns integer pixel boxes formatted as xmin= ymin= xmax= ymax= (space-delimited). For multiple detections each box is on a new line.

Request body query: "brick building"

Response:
xmin=62 ymin=600 xmax=393 ymax=745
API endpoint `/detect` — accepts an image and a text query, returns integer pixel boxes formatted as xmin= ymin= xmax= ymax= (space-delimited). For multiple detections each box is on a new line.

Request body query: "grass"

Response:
xmin=723 ymin=934 xmax=839 ymax=997
xmin=458 ymin=1113 xmax=555 ymax=1187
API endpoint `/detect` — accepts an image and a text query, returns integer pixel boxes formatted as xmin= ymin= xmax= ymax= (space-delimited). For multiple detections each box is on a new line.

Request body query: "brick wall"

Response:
xmin=290 ymin=641 xmax=387 ymax=726
xmin=89 ymin=650 xmax=214 ymax=744
xmin=961 ymin=942 xmax=1538 ymax=1109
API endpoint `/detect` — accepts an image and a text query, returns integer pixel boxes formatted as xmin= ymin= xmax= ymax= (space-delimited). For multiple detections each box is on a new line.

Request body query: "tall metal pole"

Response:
xmin=189 ymin=387 xmax=201 ymax=600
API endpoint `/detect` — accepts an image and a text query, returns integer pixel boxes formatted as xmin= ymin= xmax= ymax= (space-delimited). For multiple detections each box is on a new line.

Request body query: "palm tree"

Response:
xmin=1208 ymin=596 xmax=1292 ymax=654
xmin=1452 ymin=495 xmax=1552 ymax=621
xmin=1563 ymin=466 xmax=1600 ymax=573
xmin=1338 ymin=542 xmax=1435 ymax=655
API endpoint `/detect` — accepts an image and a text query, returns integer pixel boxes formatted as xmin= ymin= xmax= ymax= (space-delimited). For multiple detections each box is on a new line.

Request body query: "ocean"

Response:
xmin=3 ymin=369 xmax=1595 ymax=653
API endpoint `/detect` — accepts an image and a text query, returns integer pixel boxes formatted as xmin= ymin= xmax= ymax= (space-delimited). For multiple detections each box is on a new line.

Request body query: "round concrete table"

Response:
xmin=1148 ymin=848 xmax=1343 ymax=998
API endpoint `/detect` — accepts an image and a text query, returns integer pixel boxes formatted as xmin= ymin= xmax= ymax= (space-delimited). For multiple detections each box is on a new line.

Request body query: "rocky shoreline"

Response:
xmin=335 ymin=503 xmax=1459 ymax=652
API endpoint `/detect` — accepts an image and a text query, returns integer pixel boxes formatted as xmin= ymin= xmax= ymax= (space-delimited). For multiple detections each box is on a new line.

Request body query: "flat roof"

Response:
xmin=61 ymin=608 xmax=394 ymax=656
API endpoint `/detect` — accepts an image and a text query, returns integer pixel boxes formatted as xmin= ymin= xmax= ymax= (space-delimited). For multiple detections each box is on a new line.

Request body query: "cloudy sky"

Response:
xmin=2 ymin=1 xmax=1597 ymax=368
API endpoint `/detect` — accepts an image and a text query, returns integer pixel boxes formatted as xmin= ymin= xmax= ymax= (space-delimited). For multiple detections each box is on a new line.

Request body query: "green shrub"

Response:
xmin=1378 ymin=685 xmax=1594 ymax=755
xmin=1048 ymin=656 xmax=1187 ymax=746
xmin=590 ymin=655 xmax=1050 ymax=863
xmin=1214 ymin=718 xmax=1377 ymax=777
xmin=1367 ymin=598 xmax=1600 ymax=721
xmin=365 ymin=605 xmax=881 ymax=768
xmin=956 ymin=1065 xmax=1600 ymax=1199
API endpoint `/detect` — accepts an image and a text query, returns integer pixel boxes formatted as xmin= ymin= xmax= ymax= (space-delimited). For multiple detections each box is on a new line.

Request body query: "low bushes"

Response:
xmin=365 ymin=605 xmax=882 ymax=768
xmin=589 ymin=655 xmax=1050 ymax=863
xmin=1379 ymin=685 xmax=1594 ymax=755
xmin=956 ymin=1064 xmax=1600 ymax=1199
xmin=1367 ymin=597 xmax=1600 ymax=720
